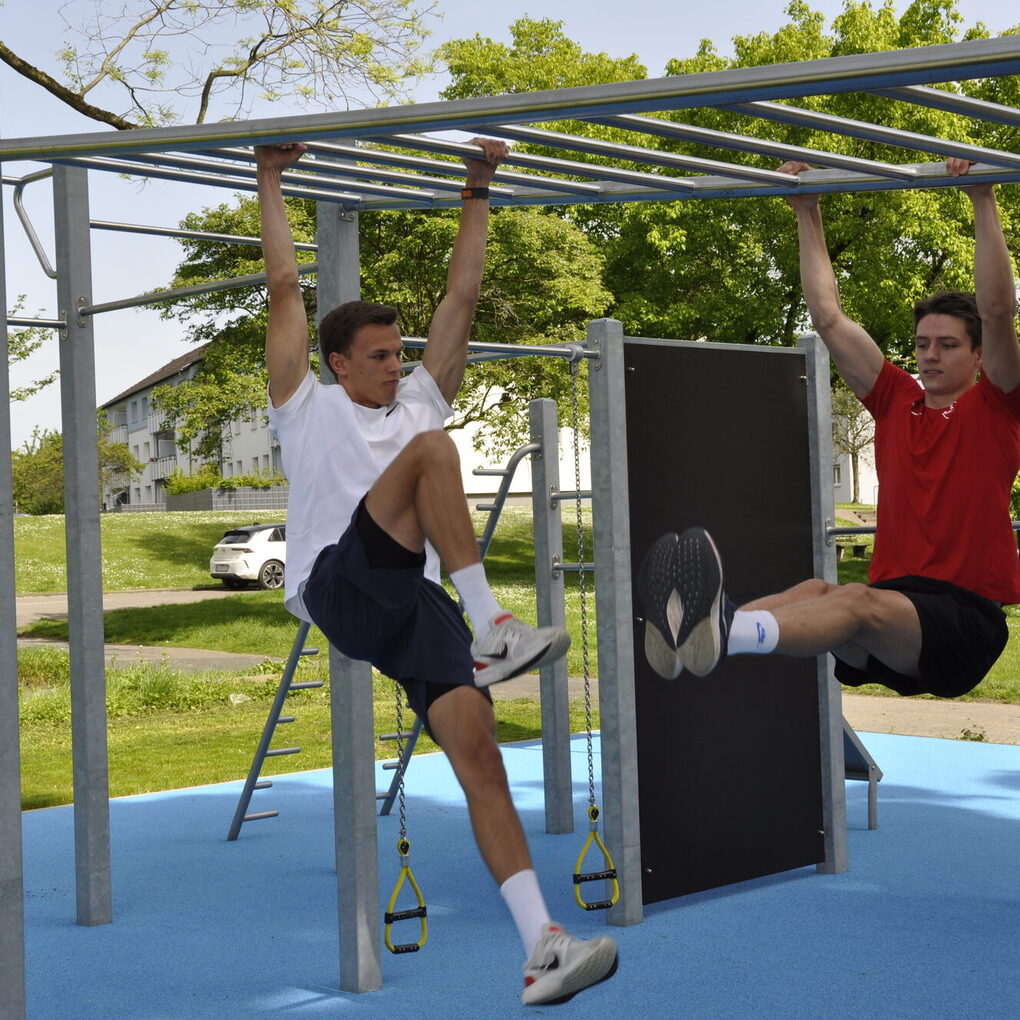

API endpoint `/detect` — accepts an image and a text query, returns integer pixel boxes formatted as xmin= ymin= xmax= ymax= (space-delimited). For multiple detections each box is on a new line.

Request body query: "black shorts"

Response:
xmin=301 ymin=498 xmax=488 ymax=734
xmin=834 ymin=575 xmax=1008 ymax=699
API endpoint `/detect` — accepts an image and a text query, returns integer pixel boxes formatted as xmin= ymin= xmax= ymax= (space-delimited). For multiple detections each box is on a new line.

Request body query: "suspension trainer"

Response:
xmin=383 ymin=685 xmax=428 ymax=953
xmin=568 ymin=354 xmax=620 ymax=912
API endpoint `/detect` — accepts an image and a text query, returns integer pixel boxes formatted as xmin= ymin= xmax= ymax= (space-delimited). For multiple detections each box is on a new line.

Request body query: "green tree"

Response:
xmin=158 ymin=195 xmax=611 ymax=456
xmin=11 ymin=418 xmax=143 ymax=514
xmin=439 ymin=4 xmax=1020 ymax=367
xmin=831 ymin=379 xmax=875 ymax=504
xmin=8 ymin=295 xmax=59 ymax=401
xmin=0 ymin=0 xmax=436 ymax=128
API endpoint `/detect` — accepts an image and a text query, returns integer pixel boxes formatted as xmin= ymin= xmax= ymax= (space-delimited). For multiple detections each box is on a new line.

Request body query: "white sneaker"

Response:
xmin=521 ymin=922 xmax=618 ymax=1005
xmin=471 ymin=614 xmax=571 ymax=687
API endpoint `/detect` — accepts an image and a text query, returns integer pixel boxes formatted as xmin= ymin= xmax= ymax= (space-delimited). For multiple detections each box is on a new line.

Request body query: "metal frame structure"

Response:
xmin=5 ymin=37 xmax=1020 ymax=1014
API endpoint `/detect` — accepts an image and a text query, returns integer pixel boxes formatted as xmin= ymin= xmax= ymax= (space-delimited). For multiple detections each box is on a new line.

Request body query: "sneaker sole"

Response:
xmin=521 ymin=941 xmax=619 ymax=1006
xmin=474 ymin=630 xmax=572 ymax=688
xmin=637 ymin=533 xmax=684 ymax=680
xmin=675 ymin=527 xmax=724 ymax=677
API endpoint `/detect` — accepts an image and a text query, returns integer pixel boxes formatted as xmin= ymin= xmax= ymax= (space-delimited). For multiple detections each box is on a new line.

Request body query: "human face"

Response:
xmin=913 ymin=313 xmax=981 ymax=408
xmin=330 ymin=322 xmax=403 ymax=407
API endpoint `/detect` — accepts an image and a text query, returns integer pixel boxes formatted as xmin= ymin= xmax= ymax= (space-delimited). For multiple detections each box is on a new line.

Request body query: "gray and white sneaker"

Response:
xmin=638 ymin=527 xmax=732 ymax=678
xmin=673 ymin=527 xmax=731 ymax=677
xmin=521 ymin=922 xmax=618 ymax=1006
xmin=637 ymin=531 xmax=685 ymax=679
xmin=472 ymin=614 xmax=571 ymax=687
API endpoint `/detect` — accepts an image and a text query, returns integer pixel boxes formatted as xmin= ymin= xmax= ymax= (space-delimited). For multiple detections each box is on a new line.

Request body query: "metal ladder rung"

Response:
xmin=227 ymin=619 xmax=318 ymax=840
xmin=378 ymin=730 xmax=417 ymax=742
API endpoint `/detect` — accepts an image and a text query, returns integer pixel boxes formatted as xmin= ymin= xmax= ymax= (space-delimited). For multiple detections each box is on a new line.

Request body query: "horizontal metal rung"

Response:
xmin=475 ymin=503 xmax=497 ymax=512
xmin=550 ymin=490 xmax=592 ymax=501
xmin=254 ymin=780 xmax=273 ymax=789
xmin=243 ymin=811 xmax=279 ymax=822
xmin=288 ymin=680 xmax=324 ymax=690
xmin=472 ymin=468 xmax=509 ymax=476
xmin=378 ymin=731 xmax=416 ymax=741
xmin=265 ymin=746 xmax=300 ymax=756
xmin=278 ymin=716 xmax=296 ymax=723
xmin=299 ymin=647 xmax=319 ymax=656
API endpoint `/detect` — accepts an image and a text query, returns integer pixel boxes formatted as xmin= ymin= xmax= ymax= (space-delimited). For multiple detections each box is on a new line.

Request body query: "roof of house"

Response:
xmin=100 ymin=341 xmax=210 ymax=408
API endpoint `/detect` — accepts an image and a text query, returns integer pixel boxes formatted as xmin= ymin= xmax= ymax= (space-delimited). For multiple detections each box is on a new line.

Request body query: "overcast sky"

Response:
xmin=3 ymin=0 xmax=1018 ymax=448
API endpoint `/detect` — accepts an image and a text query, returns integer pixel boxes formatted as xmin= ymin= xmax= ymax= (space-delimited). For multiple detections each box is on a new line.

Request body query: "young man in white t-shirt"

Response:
xmin=256 ymin=140 xmax=617 ymax=1006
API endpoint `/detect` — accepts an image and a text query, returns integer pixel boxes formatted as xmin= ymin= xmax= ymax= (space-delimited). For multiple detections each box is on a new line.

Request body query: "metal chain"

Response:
xmin=394 ymin=683 xmax=407 ymax=839
xmin=569 ymin=359 xmax=596 ymax=808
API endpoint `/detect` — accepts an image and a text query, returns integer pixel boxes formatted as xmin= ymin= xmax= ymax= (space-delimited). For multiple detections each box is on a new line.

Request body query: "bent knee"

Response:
xmin=407 ymin=428 xmax=457 ymax=460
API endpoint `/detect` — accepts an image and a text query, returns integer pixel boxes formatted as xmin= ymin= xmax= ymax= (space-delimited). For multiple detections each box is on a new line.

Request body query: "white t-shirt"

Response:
xmin=267 ymin=364 xmax=453 ymax=622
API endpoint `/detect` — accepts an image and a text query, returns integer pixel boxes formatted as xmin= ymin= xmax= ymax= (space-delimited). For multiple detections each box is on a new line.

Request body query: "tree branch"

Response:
xmin=0 ymin=39 xmax=136 ymax=129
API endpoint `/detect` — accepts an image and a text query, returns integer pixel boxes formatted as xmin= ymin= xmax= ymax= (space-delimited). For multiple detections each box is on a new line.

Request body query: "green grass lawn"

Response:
xmin=16 ymin=506 xmax=1020 ymax=809
xmin=14 ymin=510 xmax=275 ymax=593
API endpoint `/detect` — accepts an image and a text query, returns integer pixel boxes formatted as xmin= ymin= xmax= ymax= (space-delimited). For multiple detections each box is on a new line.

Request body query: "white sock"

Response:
xmin=449 ymin=562 xmax=502 ymax=639
xmin=727 ymin=610 xmax=780 ymax=656
xmin=500 ymin=869 xmax=551 ymax=958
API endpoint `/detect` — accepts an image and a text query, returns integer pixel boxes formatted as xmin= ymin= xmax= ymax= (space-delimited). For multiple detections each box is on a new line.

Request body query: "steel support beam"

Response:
xmin=53 ymin=164 xmax=113 ymax=927
xmin=1 ymin=37 xmax=1018 ymax=163
xmin=529 ymin=398 xmax=574 ymax=835
xmin=586 ymin=319 xmax=642 ymax=927
xmin=315 ymin=200 xmax=383 ymax=993
xmin=799 ymin=334 xmax=849 ymax=875
xmin=0 ymin=143 xmax=27 ymax=1020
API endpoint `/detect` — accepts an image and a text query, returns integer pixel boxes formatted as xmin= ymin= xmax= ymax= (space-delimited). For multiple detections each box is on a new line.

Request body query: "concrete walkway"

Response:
xmin=17 ymin=589 xmax=1020 ymax=745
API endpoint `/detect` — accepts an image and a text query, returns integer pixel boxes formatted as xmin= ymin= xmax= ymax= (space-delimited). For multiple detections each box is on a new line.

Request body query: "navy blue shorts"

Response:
xmin=302 ymin=499 xmax=488 ymax=733
xmin=834 ymin=575 xmax=1008 ymax=699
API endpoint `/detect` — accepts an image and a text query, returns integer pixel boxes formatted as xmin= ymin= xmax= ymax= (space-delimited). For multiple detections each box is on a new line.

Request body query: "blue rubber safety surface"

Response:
xmin=21 ymin=732 xmax=1020 ymax=1018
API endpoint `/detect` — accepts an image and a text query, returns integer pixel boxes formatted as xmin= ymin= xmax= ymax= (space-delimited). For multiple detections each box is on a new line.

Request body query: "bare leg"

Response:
xmin=426 ymin=685 xmax=533 ymax=884
xmin=364 ymin=429 xmax=479 ymax=572
xmin=746 ymin=581 xmax=922 ymax=677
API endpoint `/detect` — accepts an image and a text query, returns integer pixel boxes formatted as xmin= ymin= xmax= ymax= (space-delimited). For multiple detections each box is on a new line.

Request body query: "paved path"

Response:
xmin=17 ymin=589 xmax=1020 ymax=745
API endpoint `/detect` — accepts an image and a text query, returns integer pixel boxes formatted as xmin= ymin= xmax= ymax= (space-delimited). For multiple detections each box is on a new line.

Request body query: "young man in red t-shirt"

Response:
xmin=639 ymin=160 xmax=1020 ymax=698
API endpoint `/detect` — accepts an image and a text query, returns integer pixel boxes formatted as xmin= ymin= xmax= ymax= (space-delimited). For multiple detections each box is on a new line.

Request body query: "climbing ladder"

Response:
xmin=226 ymin=619 xmax=323 ymax=840
xmin=226 ymin=437 xmax=542 ymax=840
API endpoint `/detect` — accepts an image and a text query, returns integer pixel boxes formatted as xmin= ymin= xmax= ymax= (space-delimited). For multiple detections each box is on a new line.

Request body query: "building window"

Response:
xmin=833 ymin=462 xmax=842 ymax=487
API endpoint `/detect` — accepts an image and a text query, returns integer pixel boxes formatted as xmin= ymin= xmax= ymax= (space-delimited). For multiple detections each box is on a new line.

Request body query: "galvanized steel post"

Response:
xmin=315 ymin=200 xmax=383 ymax=992
xmin=0 ymin=158 xmax=27 ymax=1020
xmin=529 ymin=397 xmax=574 ymax=834
xmin=586 ymin=319 xmax=643 ymax=926
xmin=53 ymin=164 xmax=113 ymax=928
xmin=798 ymin=333 xmax=849 ymax=874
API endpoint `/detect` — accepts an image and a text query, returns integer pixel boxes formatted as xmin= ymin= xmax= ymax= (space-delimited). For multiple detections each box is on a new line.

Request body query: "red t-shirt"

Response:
xmin=862 ymin=360 xmax=1020 ymax=605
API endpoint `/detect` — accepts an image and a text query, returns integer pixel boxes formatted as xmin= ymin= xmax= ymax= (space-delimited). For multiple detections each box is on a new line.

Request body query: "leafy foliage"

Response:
xmin=439 ymin=6 xmax=1020 ymax=367
xmin=831 ymin=378 xmax=876 ymax=503
xmin=7 ymin=295 xmax=59 ymax=401
xmin=11 ymin=418 xmax=143 ymax=514
xmin=160 ymin=196 xmax=610 ymax=455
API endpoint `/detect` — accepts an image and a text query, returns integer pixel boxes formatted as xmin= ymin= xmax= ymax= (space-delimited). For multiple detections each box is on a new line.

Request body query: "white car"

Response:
xmin=209 ymin=523 xmax=287 ymax=590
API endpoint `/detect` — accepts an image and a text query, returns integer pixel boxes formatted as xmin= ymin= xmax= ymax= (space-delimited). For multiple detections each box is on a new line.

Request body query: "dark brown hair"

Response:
xmin=318 ymin=300 xmax=399 ymax=368
xmin=912 ymin=291 xmax=981 ymax=349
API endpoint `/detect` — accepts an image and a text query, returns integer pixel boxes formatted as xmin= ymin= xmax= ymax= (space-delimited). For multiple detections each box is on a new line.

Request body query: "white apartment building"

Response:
xmin=100 ymin=345 xmax=592 ymax=511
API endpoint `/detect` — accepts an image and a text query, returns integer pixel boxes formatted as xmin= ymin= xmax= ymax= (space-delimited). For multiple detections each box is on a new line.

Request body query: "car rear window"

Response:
xmin=220 ymin=530 xmax=255 ymax=544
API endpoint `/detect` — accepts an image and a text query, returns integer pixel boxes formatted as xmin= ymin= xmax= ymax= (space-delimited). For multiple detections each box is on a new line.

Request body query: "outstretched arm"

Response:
xmin=422 ymin=138 xmax=508 ymax=405
xmin=949 ymin=159 xmax=1020 ymax=394
xmin=779 ymin=161 xmax=885 ymax=398
xmin=256 ymin=142 xmax=311 ymax=408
